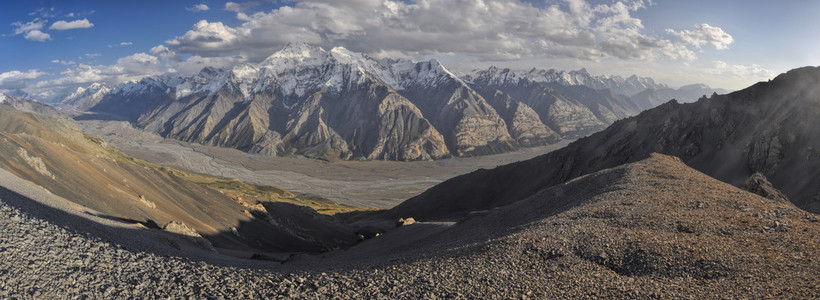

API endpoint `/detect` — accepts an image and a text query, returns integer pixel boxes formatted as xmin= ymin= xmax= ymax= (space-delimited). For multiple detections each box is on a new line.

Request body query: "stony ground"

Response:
xmin=1 ymin=154 xmax=819 ymax=298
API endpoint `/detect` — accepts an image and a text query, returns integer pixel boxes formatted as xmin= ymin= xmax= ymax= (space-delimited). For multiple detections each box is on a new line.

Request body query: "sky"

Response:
xmin=1 ymin=0 xmax=819 ymax=101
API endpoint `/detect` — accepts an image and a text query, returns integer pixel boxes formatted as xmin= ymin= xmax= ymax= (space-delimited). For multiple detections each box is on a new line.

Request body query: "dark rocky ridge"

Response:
xmin=391 ymin=66 xmax=820 ymax=220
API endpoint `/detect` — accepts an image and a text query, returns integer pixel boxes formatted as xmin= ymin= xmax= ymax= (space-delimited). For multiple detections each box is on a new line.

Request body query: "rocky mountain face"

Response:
xmin=85 ymin=44 xmax=704 ymax=161
xmin=391 ymin=66 xmax=820 ymax=220
xmin=57 ymin=82 xmax=112 ymax=111
xmin=463 ymin=67 xmax=666 ymax=97
xmin=0 ymin=94 xmax=61 ymax=117
xmin=466 ymin=67 xmax=644 ymax=138
xmin=80 ymin=44 xmax=728 ymax=161
xmin=89 ymin=44 xmax=534 ymax=160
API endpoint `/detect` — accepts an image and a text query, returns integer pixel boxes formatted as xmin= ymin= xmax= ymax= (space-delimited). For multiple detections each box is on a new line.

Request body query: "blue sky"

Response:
xmin=1 ymin=0 xmax=819 ymax=100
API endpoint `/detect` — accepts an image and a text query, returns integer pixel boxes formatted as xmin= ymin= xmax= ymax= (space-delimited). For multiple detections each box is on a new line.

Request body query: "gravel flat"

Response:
xmin=77 ymin=119 xmax=567 ymax=208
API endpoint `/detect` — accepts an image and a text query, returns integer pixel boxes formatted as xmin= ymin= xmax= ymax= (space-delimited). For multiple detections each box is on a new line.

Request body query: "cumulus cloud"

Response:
xmin=150 ymin=45 xmax=182 ymax=61
xmin=165 ymin=20 xmax=246 ymax=56
xmin=224 ymin=1 xmax=259 ymax=12
xmin=24 ymin=30 xmax=52 ymax=42
xmin=11 ymin=20 xmax=51 ymax=41
xmin=188 ymin=4 xmax=210 ymax=12
xmin=115 ymin=53 xmax=161 ymax=74
xmin=12 ymin=20 xmax=46 ymax=35
xmin=0 ymin=69 xmax=48 ymax=89
xmin=165 ymin=0 xmax=731 ymax=63
xmin=667 ymin=23 xmax=734 ymax=50
xmin=49 ymin=18 xmax=94 ymax=30
xmin=29 ymin=7 xmax=56 ymax=18
xmin=51 ymin=59 xmax=76 ymax=65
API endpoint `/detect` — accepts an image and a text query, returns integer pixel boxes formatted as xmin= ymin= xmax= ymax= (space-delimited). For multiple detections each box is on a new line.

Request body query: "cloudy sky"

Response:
xmin=1 ymin=0 xmax=818 ymax=100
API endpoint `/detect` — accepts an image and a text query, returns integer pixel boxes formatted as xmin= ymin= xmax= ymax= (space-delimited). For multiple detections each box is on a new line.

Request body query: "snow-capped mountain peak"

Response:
xmin=58 ymin=82 xmax=113 ymax=109
xmin=465 ymin=67 xmax=667 ymax=96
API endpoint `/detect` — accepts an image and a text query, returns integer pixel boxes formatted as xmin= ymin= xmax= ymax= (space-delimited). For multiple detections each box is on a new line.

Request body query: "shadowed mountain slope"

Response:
xmin=391 ymin=66 xmax=820 ymax=220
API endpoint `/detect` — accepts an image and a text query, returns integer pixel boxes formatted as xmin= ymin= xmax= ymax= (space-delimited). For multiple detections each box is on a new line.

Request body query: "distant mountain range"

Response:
xmin=48 ymin=43 xmax=725 ymax=161
xmin=390 ymin=66 xmax=820 ymax=219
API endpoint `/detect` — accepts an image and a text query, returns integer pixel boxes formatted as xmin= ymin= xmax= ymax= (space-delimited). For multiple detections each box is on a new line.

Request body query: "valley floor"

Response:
xmin=77 ymin=119 xmax=567 ymax=208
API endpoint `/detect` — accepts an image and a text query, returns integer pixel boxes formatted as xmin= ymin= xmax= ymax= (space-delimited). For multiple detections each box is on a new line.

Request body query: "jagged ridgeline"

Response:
xmin=84 ymin=43 xmax=724 ymax=161
xmin=391 ymin=66 xmax=820 ymax=220
xmin=0 ymin=99 xmax=362 ymax=253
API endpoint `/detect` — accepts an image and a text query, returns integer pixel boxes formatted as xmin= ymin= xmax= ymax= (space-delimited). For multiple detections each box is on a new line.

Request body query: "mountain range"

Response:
xmin=390 ymin=66 xmax=820 ymax=220
xmin=62 ymin=43 xmax=725 ymax=161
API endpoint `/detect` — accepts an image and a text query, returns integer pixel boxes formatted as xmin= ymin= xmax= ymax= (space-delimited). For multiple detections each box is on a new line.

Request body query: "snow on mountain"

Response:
xmin=58 ymin=82 xmax=113 ymax=110
xmin=464 ymin=67 xmax=667 ymax=97
xmin=103 ymin=43 xmax=469 ymax=103
xmin=82 ymin=43 xmax=729 ymax=161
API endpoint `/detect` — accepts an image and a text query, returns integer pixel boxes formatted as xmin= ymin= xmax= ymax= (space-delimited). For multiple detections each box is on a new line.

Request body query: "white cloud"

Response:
xmin=707 ymin=61 xmax=775 ymax=79
xmin=12 ymin=20 xmax=46 ymax=35
xmin=24 ymin=30 xmax=52 ymax=42
xmin=0 ymin=69 xmax=48 ymax=89
xmin=667 ymin=24 xmax=734 ymax=50
xmin=165 ymin=0 xmax=730 ymax=63
xmin=51 ymin=59 xmax=76 ymax=65
xmin=188 ymin=4 xmax=210 ymax=12
xmin=165 ymin=20 xmax=247 ymax=56
xmin=49 ymin=18 xmax=94 ymax=31
xmin=85 ymin=53 xmax=101 ymax=58
xmin=120 ymin=42 xmax=133 ymax=46
xmin=224 ymin=1 xmax=258 ymax=12
xmin=175 ymin=55 xmax=248 ymax=75
xmin=24 ymin=53 xmax=169 ymax=100
xmin=29 ymin=7 xmax=56 ymax=18
xmin=115 ymin=53 xmax=161 ymax=75
xmin=150 ymin=45 xmax=182 ymax=62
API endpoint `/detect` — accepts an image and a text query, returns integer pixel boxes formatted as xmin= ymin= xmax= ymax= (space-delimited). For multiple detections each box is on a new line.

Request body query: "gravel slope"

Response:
xmin=1 ymin=154 xmax=818 ymax=298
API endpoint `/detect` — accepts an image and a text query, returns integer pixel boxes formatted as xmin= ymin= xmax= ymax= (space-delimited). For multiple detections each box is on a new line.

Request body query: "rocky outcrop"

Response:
xmin=163 ymin=221 xmax=216 ymax=252
xmin=742 ymin=173 xmax=789 ymax=203
xmin=396 ymin=217 xmax=416 ymax=227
